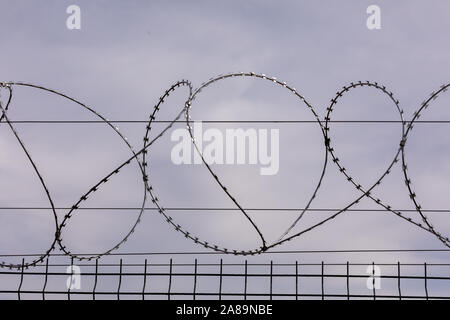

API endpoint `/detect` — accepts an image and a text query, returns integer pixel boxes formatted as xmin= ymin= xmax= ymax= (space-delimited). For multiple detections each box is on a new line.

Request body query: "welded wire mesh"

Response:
xmin=0 ymin=256 xmax=449 ymax=300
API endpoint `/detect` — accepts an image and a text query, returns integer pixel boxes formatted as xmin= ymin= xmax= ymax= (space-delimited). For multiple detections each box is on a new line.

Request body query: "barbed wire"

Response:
xmin=0 ymin=74 xmax=449 ymax=269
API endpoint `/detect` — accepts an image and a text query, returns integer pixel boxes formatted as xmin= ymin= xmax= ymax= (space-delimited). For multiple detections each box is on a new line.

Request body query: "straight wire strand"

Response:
xmin=0 ymin=262 xmax=449 ymax=268
xmin=1 ymin=207 xmax=450 ymax=213
xmin=0 ymin=291 xmax=447 ymax=299
xmin=6 ymin=120 xmax=450 ymax=124
xmin=0 ymin=248 xmax=449 ymax=258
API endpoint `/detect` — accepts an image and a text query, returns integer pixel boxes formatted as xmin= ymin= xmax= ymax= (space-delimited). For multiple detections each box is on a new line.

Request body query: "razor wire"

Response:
xmin=0 ymin=73 xmax=449 ymax=269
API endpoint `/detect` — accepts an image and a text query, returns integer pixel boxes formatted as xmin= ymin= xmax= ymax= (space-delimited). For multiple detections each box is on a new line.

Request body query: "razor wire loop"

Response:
xmin=401 ymin=84 xmax=450 ymax=246
xmin=0 ymin=85 xmax=59 ymax=269
xmin=0 ymin=75 xmax=449 ymax=269
xmin=11 ymin=82 xmax=148 ymax=264
xmin=269 ymin=80 xmax=450 ymax=249
xmin=184 ymin=72 xmax=328 ymax=251
xmin=0 ymin=80 xmax=193 ymax=267
xmin=264 ymin=82 xmax=406 ymax=248
xmin=56 ymin=80 xmax=194 ymax=261
xmin=324 ymin=81 xmax=450 ymax=247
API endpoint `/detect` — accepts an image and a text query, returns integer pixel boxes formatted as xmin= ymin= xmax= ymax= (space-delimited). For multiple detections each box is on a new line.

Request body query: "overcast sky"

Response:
xmin=0 ymin=0 xmax=449 ymax=298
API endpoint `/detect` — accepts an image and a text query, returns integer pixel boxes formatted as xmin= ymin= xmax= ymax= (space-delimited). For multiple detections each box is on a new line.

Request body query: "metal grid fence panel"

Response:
xmin=1 ymin=257 xmax=449 ymax=300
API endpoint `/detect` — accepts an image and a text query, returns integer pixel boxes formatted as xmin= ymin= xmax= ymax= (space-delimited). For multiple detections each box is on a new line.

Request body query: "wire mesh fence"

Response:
xmin=1 ymin=256 xmax=449 ymax=300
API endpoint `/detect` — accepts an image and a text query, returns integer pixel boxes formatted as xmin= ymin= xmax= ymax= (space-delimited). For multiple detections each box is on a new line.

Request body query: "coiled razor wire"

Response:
xmin=0 ymin=74 xmax=449 ymax=269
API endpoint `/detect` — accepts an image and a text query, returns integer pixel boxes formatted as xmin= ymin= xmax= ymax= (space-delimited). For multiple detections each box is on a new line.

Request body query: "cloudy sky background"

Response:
xmin=0 ymin=0 xmax=449 ymax=299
